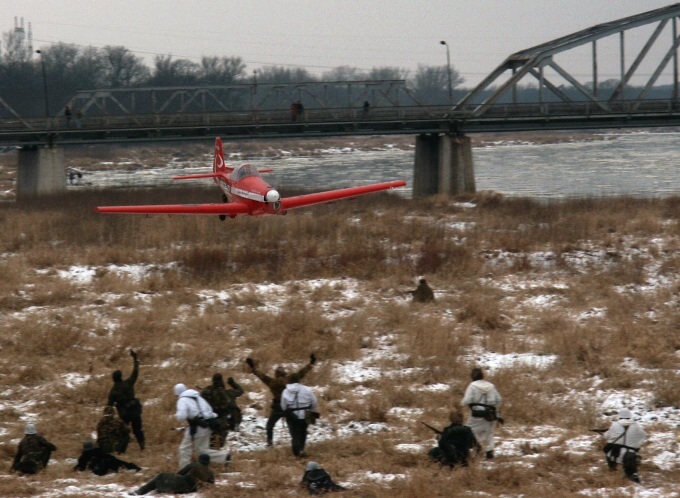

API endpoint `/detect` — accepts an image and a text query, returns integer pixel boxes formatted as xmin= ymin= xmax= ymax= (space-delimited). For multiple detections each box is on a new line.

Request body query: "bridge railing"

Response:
xmin=0 ymin=105 xmax=448 ymax=132
xmin=0 ymin=99 xmax=677 ymax=133
xmin=453 ymin=99 xmax=680 ymax=119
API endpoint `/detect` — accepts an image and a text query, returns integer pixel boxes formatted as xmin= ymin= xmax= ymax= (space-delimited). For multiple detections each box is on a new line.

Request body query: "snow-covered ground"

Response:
xmin=2 ymin=263 xmax=677 ymax=496
xmin=1 ymin=195 xmax=678 ymax=496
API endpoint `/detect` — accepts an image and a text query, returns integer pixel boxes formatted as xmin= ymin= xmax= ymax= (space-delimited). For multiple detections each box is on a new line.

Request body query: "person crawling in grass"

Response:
xmin=73 ymin=440 xmax=141 ymax=476
xmin=300 ymin=461 xmax=346 ymax=494
xmin=131 ymin=453 xmax=214 ymax=495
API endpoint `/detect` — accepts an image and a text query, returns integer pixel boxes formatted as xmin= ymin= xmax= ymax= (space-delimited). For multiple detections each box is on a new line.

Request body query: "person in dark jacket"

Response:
xmin=246 ymin=353 xmax=315 ymax=446
xmin=96 ymin=405 xmax=131 ymax=454
xmin=131 ymin=453 xmax=215 ymax=495
xmin=74 ymin=441 xmax=141 ymax=476
xmin=201 ymin=373 xmax=244 ymax=448
xmin=409 ymin=278 xmax=435 ymax=303
xmin=10 ymin=424 xmax=57 ymax=474
xmin=428 ymin=409 xmax=481 ymax=467
xmin=300 ymin=461 xmax=346 ymax=494
xmin=107 ymin=349 xmax=145 ymax=450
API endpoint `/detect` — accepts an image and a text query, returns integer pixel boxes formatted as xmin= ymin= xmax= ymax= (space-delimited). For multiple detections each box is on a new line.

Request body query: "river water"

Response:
xmin=83 ymin=131 xmax=679 ymax=199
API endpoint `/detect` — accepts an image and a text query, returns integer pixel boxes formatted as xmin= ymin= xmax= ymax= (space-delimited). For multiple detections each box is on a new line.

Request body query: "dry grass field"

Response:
xmin=0 ymin=186 xmax=678 ymax=497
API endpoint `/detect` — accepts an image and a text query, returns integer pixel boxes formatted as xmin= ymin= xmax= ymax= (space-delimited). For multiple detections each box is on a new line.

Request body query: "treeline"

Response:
xmin=1 ymin=29 xmax=466 ymax=117
xmin=1 ymin=29 xmax=676 ymax=118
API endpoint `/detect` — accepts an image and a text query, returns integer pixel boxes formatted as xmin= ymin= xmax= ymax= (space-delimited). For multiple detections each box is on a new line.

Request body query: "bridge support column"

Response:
xmin=413 ymin=133 xmax=475 ymax=197
xmin=17 ymin=145 xmax=66 ymax=199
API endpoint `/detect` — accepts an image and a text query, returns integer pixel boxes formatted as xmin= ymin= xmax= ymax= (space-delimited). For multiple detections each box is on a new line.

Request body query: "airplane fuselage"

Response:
xmin=216 ymin=172 xmax=281 ymax=216
xmin=97 ymin=137 xmax=405 ymax=218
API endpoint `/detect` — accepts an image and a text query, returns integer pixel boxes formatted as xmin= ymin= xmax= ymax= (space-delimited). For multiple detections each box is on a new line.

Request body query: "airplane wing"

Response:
xmin=280 ymin=180 xmax=406 ymax=211
xmin=96 ymin=202 xmax=251 ymax=216
xmin=172 ymin=173 xmax=224 ymax=180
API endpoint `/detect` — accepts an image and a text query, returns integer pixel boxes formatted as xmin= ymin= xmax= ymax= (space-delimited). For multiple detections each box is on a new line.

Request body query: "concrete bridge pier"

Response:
xmin=413 ymin=133 xmax=476 ymax=197
xmin=17 ymin=145 xmax=66 ymax=199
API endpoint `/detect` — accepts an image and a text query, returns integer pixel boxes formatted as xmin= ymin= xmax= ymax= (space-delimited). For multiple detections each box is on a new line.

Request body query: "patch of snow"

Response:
xmin=61 ymin=373 xmax=90 ymax=389
xmin=460 ymin=350 xmax=558 ymax=371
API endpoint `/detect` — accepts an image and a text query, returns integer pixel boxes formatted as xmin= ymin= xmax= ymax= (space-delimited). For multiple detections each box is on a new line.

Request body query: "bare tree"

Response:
xmin=74 ymin=46 xmax=108 ymax=88
xmin=367 ymin=66 xmax=410 ymax=81
xmin=411 ymin=64 xmax=464 ymax=104
xmin=256 ymin=66 xmax=317 ymax=84
xmin=199 ymin=56 xmax=246 ymax=84
xmin=322 ymin=65 xmax=366 ymax=81
xmin=149 ymin=55 xmax=199 ymax=86
xmin=100 ymin=46 xmax=149 ymax=87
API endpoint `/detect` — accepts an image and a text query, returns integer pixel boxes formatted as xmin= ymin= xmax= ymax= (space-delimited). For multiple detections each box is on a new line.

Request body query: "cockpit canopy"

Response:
xmin=232 ymin=163 xmax=260 ymax=181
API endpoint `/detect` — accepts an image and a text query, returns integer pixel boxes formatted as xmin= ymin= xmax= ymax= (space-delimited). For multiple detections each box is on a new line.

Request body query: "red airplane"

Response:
xmin=97 ymin=137 xmax=406 ymax=220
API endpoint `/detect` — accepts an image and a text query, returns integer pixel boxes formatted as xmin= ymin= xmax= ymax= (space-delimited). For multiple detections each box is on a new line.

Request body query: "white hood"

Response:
xmin=471 ymin=380 xmax=495 ymax=394
xmin=461 ymin=379 xmax=502 ymax=408
xmin=281 ymin=383 xmax=318 ymax=419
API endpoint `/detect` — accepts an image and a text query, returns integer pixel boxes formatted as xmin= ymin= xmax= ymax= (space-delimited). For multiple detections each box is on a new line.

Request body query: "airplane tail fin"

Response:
xmin=213 ymin=137 xmax=228 ymax=174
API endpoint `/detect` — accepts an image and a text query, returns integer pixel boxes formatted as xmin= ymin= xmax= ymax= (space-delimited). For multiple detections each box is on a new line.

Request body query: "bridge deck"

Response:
xmin=1 ymin=100 xmax=679 ymax=146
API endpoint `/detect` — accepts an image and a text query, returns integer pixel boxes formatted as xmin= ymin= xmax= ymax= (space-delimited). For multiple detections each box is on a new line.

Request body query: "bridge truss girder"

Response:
xmin=63 ymin=80 xmax=422 ymax=118
xmin=456 ymin=3 xmax=680 ymax=117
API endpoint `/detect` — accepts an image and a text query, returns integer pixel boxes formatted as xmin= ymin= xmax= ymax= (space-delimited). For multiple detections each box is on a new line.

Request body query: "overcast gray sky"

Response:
xmin=5 ymin=0 xmax=677 ymax=86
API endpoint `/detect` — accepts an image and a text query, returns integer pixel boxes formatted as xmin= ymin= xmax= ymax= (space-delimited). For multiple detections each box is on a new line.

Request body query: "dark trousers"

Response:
xmin=135 ymin=473 xmax=195 ymax=495
xmin=15 ymin=450 xmax=53 ymax=474
xmin=285 ymin=414 xmax=309 ymax=456
xmin=210 ymin=416 xmax=229 ymax=449
xmin=607 ymin=450 xmax=640 ymax=480
xmin=266 ymin=406 xmax=286 ymax=444
xmin=122 ymin=413 xmax=145 ymax=450
xmin=428 ymin=447 xmax=469 ymax=467
xmin=92 ymin=454 xmax=140 ymax=476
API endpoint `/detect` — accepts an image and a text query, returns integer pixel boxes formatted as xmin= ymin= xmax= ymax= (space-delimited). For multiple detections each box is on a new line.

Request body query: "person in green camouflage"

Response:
xmin=200 ymin=373 xmax=244 ymax=449
xmin=97 ymin=405 xmax=131 ymax=454
xmin=10 ymin=424 xmax=57 ymax=474
xmin=245 ymin=353 xmax=316 ymax=446
xmin=107 ymin=349 xmax=145 ymax=450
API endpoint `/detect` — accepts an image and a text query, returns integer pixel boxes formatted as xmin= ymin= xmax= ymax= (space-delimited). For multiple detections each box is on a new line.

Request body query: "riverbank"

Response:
xmin=0 ymin=130 xmax=616 ymax=200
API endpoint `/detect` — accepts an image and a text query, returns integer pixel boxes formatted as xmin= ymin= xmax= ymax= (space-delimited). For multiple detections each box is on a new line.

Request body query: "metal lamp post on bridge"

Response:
xmin=440 ymin=40 xmax=453 ymax=105
xmin=35 ymin=50 xmax=50 ymax=121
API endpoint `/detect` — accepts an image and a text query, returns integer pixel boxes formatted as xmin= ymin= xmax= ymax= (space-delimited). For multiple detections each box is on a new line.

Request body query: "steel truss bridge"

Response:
xmin=0 ymin=3 xmax=679 ymax=147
